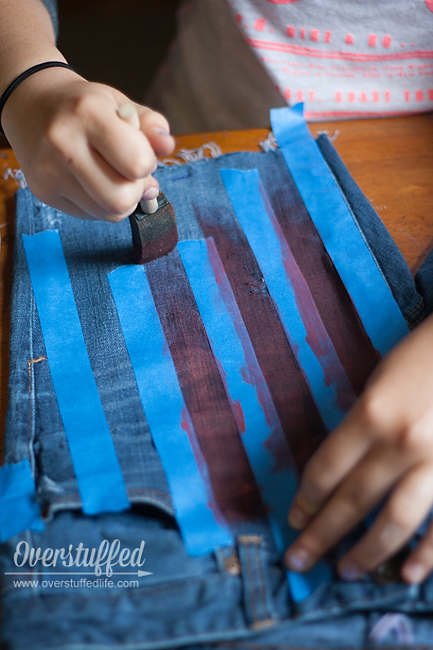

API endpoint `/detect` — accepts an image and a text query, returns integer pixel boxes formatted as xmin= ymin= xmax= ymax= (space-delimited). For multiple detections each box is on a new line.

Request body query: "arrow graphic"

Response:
xmin=5 ymin=570 xmax=153 ymax=577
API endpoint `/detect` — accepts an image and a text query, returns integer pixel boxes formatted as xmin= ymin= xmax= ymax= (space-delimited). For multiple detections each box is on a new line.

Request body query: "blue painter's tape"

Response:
xmin=270 ymin=104 xmax=409 ymax=356
xmin=288 ymin=561 xmax=331 ymax=603
xmin=0 ymin=459 xmax=44 ymax=541
xmin=178 ymin=238 xmax=331 ymax=601
xmin=22 ymin=231 xmax=130 ymax=516
xmin=108 ymin=264 xmax=233 ymax=556
xmin=220 ymin=169 xmax=356 ymax=432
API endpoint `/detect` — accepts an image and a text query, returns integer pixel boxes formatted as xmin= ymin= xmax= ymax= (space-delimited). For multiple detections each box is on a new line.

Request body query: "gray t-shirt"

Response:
xmin=39 ymin=0 xmax=58 ymax=37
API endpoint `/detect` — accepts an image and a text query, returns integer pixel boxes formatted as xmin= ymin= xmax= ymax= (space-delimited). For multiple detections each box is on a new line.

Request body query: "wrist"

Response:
xmin=1 ymin=64 xmax=83 ymax=142
xmin=0 ymin=62 xmax=75 ymax=135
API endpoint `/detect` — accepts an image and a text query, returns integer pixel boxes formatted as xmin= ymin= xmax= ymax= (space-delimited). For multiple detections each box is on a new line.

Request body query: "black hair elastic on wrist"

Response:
xmin=0 ymin=61 xmax=75 ymax=136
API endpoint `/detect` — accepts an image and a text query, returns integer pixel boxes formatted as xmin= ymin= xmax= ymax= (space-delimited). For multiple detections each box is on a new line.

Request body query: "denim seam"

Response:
xmin=405 ymin=296 xmax=424 ymax=320
xmin=253 ymin=539 xmax=276 ymax=625
xmin=404 ymin=295 xmax=426 ymax=329
xmin=26 ymin=191 xmax=37 ymax=477
xmin=27 ymin=294 xmax=37 ymax=477
xmin=407 ymin=307 xmax=427 ymax=329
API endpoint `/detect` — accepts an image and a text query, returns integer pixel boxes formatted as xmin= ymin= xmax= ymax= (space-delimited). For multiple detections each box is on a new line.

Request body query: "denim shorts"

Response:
xmin=1 ymin=135 xmax=433 ymax=650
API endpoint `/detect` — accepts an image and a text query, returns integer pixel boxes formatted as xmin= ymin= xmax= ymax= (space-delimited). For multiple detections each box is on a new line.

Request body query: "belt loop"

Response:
xmin=237 ymin=534 xmax=277 ymax=630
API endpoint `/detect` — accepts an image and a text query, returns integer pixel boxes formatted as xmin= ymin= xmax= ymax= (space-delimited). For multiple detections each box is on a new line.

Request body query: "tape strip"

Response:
xmin=270 ymin=104 xmax=409 ymax=355
xmin=22 ymin=231 xmax=130 ymax=516
xmin=178 ymin=238 xmax=331 ymax=601
xmin=220 ymin=169 xmax=356 ymax=432
xmin=0 ymin=458 xmax=44 ymax=541
xmin=108 ymin=264 xmax=233 ymax=556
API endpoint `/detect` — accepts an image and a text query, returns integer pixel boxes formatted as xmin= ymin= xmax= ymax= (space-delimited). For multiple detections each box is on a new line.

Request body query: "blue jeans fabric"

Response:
xmin=1 ymin=137 xmax=433 ymax=650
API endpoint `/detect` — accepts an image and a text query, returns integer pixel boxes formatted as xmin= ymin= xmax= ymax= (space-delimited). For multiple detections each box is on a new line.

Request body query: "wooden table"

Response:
xmin=1 ymin=113 xmax=433 ymax=460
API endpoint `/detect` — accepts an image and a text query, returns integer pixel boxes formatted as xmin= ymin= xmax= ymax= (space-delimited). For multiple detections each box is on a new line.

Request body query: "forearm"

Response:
xmin=0 ymin=0 xmax=71 ymax=144
xmin=0 ymin=0 xmax=64 ymax=90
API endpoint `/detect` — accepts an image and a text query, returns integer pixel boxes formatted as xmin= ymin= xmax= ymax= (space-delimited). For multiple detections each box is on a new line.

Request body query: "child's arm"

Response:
xmin=0 ymin=0 xmax=174 ymax=221
xmin=286 ymin=311 xmax=433 ymax=584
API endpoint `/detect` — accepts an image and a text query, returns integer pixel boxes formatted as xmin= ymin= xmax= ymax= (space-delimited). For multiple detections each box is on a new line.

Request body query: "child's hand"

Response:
xmin=2 ymin=67 xmax=175 ymax=221
xmin=286 ymin=311 xmax=433 ymax=584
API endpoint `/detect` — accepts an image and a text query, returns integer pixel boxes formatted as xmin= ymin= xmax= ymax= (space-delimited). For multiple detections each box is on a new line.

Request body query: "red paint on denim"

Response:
xmin=259 ymin=184 xmax=356 ymax=413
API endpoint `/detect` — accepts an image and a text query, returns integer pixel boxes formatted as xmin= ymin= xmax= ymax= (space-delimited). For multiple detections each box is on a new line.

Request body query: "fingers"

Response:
xmin=87 ymin=103 xmax=160 ymax=181
xmin=79 ymin=102 xmax=173 ymax=219
xmin=86 ymin=98 xmax=174 ymax=181
xmin=338 ymin=463 xmax=433 ymax=581
xmin=285 ymin=457 xmax=433 ymax=584
xmin=38 ymin=83 xmax=174 ymax=220
xmin=285 ymin=399 xmax=433 ymax=582
xmin=288 ymin=361 xmax=433 ymax=533
xmin=402 ymin=516 xmax=433 ymax=584
xmin=288 ymin=402 xmax=374 ymax=530
xmin=285 ymin=445 xmax=407 ymax=573
xmin=32 ymin=137 xmax=159 ymax=221
xmin=39 ymin=88 xmax=172 ymax=220
xmin=90 ymin=117 xmax=157 ymax=182
xmin=66 ymin=142 xmax=156 ymax=220
xmin=137 ymin=107 xmax=175 ymax=157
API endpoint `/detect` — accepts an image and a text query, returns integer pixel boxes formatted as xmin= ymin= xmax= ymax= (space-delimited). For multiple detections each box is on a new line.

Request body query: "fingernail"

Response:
xmin=152 ymin=127 xmax=172 ymax=138
xmin=142 ymin=187 xmax=159 ymax=200
xmin=285 ymin=548 xmax=311 ymax=572
xmin=339 ymin=562 xmax=363 ymax=581
xmin=288 ymin=506 xmax=308 ymax=530
xmin=402 ymin=563 xmax=425 ymax=584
